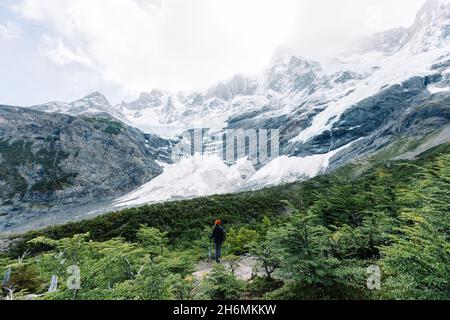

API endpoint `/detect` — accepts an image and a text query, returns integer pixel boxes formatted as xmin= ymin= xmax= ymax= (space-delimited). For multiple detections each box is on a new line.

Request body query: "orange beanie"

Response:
xmin=215 ymin=219 xmax=221 ymax=225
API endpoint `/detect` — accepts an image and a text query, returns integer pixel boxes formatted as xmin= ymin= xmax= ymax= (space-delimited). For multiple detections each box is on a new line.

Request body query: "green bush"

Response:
xmin=198 ymin=264 xmax=245 ymax=300
xmin=226 ymin=227 xmax=258 ymax=255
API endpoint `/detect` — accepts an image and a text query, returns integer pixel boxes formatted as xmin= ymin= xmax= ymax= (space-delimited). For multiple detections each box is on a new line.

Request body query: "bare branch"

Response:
xmin=18 ymin=249 xmax=31 ymax=264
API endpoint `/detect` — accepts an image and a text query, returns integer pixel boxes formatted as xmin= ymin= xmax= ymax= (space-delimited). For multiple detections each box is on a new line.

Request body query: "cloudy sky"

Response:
xmin=0 ymin=0 xmax=426 ymax=106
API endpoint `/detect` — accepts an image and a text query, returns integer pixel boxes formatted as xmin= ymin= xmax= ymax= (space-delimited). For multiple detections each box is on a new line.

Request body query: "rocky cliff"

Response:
xmin=0 ymin=106 xmax=171 ymax=232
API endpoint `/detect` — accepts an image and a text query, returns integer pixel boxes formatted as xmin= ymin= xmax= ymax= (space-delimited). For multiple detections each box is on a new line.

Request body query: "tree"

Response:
xmin=268 ymin=209 xmax=366 ymax=299
xmin=249 ymin=241 xmax=280 ymax=280
xmin=380 ymin=154 xmax=450 ymax=300
xmin=222 ymin=254 xmax=240 ymax=274
xmin=111 ymin=263 xmax=172 ymax=300
xmin=30 ymin=234 xmax=150 ymax=300
xmin=159 ymin=250 xmax=196 ymax=277
xmin=199 ymin=264 xmax=244 ymax=300
xmin=136 ymin=226 xmax=168 ymax=259
xmin=226 ymin=227 xmax=258 ymax=255
xmin=380 ymin=212 xmax=450 ymax=300
xmin=168 ymin=274 xmax=196 ymax=300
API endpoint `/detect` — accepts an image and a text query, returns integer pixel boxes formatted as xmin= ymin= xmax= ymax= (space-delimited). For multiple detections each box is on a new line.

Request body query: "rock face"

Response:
xmin=285 ymin=76 xmax=450 ymax=160
xmin=0 ymin=106 xmax=171 ymax=232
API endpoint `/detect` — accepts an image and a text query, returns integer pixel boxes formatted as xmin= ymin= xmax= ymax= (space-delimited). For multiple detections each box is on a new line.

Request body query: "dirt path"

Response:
xmin=194 ymin=256 xmax=262 ymax=281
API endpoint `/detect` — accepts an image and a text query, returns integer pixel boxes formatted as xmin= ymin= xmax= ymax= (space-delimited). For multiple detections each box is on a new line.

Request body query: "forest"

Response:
xmin=0 ymin=144 xmax=449 ymax=300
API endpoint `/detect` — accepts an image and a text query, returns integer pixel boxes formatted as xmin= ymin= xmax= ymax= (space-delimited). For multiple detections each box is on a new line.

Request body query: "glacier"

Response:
xmin=114 ymin=140 xmax=358 ymax=208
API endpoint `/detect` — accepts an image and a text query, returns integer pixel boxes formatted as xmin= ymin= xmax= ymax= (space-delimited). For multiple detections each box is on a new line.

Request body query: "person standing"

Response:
xmin=210 ymin=219 xmax=226 ymax=263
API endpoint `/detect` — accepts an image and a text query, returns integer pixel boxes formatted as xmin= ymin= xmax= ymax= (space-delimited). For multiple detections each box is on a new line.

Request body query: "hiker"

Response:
xmin=210 ymin=219 xmax=226 ymax=263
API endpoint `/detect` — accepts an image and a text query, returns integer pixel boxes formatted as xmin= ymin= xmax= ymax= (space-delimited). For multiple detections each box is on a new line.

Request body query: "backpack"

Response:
xmin=212 ymin=225 xmax=226 ymax=243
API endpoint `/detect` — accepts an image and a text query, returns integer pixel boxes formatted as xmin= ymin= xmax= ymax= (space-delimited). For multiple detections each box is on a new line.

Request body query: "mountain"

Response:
xmin=114 ymin=0 xmax=450 ymax=207
xmin=27 ymin=1 xmax=450 ymax=140
xmin=116 ymin=75 xmax=264 ymax=138
xmin=32 ymin=92 xmax=128 ymax=123
xmin=359 ymin=0 xmax=450 ymax=54
xmin=1 ymin=0 xmax=449 ymax=232
xmin=27 ymin=0 xmax=450 ymax=145
xmin=0 ymin=106 xmax=171 ymax=232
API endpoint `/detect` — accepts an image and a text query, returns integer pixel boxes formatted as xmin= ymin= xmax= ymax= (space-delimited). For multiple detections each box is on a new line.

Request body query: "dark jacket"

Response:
xmin=211 ymin=225 xmax=226 ymax=244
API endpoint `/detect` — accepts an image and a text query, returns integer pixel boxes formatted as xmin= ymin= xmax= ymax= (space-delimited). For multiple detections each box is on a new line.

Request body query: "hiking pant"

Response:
xmin=214 ymin=242 xmax=223 ymax=263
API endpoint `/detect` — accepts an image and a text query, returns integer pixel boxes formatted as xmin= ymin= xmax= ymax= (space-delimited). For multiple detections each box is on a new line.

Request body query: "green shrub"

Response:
xmin=198 ymin=264 xmax=245 ymax=300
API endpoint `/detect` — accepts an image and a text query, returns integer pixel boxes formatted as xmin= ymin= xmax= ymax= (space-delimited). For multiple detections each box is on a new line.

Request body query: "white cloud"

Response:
xmin=0 ymin=21 xmax=19 ymax=39
xmin=41 ymin=35 xmax=93 ymax=67
xmin=10 ymin=0 xmax=426 ymax=98
xmin=0 ymin=24 xmax=10 ymax=39
xmin=12 ymin=0 xmax=298 ymax=94
xmin=289 ymin=0 xmax=426 ymax=58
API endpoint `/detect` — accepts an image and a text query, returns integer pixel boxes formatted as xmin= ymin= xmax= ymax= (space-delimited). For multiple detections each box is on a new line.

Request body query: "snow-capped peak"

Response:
xmin=358 ymin=0 xmax=450 ymax=55
xmin=408 ymin=0 xmax=450 ymax=54
xmin=31 ymin=92 xmax=122 ymax=119
xmin=206 ymin=75 xmax=260 ymax=101
xmin=71 ymin=92 xmax=111 ymax=111
xmin=268 ymin=44 xmax=301 ymax=68
xmin=29 ymin=0 xmax=449 ymax=142
xmin=119 ymin=89 xmax=167 ymax=111
xmin=264 ymin=52 xmax=322 ymax=94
